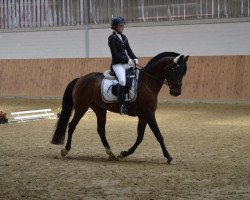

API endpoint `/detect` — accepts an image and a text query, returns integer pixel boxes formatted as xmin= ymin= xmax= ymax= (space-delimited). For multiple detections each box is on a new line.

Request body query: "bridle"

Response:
xmin=135 ymin=62 xmax=178 ymax=86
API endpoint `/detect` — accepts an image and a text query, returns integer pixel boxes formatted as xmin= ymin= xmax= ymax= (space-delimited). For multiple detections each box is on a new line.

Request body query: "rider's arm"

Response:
xmin=123 ymin=36 xmax=137 ymax=60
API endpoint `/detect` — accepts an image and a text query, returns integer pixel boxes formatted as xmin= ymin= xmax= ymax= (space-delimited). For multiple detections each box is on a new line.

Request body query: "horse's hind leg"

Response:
xmin=91 ymin=106 xmax=116 ymax=160
xmin=61 ymin=106 xmax=89 ymax=157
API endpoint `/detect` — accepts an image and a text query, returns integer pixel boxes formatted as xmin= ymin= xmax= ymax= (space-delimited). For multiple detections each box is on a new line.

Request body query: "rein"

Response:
xmin=135 ymin=64 xmax=171 ymax=85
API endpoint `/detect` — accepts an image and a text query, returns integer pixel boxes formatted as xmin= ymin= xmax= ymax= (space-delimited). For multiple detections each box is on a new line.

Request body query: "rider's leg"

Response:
xmin=112 ymin=64 xmax=128 ymax=114
xmin=118 ymin=84 xmax=127 ymax=114
xmin=112 ymin=64 xmax=126 ymax=86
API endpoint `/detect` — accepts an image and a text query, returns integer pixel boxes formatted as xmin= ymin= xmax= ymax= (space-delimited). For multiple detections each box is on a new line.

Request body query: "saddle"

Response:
xmin=111 ymin=68 xmax=135 ymax=95
xmin=102 ymin=68 xmax=139 ymax=103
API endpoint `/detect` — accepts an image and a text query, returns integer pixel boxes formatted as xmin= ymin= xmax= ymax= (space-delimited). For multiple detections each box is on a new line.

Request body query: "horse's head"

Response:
xmin=165 ymin=55 xmax=189 ymax=96
xmin=143 ymin=52 xmax=189 ymax=97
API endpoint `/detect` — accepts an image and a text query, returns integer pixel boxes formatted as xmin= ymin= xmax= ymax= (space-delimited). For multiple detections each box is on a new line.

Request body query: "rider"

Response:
xmin=108 ymin=16 xmax=138 ymax=115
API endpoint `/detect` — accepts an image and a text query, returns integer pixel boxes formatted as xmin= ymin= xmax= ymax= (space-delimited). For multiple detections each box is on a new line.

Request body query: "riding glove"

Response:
xmin=128 ymin=59 xmax=135 ymax=67
xmin=134 ymin=59 xmax=139 ymax=65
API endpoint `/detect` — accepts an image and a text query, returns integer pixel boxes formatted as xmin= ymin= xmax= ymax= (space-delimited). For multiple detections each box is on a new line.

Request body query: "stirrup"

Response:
xmin=120 ymin=104 xmax=128 ymax=115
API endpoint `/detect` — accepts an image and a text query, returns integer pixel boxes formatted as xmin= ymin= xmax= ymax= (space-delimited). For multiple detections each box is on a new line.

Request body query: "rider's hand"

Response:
xmin=134 ymin=59 xmax=138 ymax=65
xmin=128 ymin=59 xmax=135 ymax=67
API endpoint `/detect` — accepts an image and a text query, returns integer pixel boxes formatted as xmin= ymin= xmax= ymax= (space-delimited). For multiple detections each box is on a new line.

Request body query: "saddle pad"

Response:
xmin=101 ymin=71 xmax=139 ymax=103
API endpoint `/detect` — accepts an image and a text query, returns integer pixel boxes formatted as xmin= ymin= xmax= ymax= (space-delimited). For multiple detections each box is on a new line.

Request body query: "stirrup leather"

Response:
xmin=120 ymin=104 xmax=128 ymax=115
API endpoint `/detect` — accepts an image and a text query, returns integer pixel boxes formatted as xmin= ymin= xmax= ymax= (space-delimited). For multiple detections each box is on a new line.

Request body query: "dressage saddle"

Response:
xmin=110 ymin=67 xmax=136 ymax=97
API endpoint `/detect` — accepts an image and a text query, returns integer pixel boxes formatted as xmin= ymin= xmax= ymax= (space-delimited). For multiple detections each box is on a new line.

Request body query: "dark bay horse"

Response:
xmin=51 ymin=52 xmax=189 ymax=164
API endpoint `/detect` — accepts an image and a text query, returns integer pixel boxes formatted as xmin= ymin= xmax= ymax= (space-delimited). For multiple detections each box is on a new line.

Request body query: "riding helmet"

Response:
xmin=111 ymin=16 xmax=126 ymax=29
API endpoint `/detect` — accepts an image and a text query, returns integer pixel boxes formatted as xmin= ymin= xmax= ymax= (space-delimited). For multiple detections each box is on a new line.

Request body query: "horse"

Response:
xmin=51 ymin=52 xmax=189 ymax=164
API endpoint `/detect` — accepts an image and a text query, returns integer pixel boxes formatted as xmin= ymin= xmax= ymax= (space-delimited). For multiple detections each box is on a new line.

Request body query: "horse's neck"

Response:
xmin=144 ymin=57 xmax=170 ymax=79
xmin=141 ymin=59 xmax=168 ymax=95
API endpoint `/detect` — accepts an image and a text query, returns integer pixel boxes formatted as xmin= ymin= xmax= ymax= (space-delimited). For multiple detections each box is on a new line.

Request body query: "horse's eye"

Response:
xmin=172 ymin=67 xmax=177 ymax=72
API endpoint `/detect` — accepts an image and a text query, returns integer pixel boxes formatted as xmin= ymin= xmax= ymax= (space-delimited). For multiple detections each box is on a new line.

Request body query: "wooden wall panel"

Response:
xmin=181 ymin=56 xmax=250 ymax=100
xmin=0 ymin=56 xmax=249 ymax=101
xmin=0 ymin=58 xmax=111 ymax=97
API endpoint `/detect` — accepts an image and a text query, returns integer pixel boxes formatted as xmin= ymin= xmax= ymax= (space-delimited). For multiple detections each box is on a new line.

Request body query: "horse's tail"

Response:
xmin=51 ymin=78 xmax=79 ymax=145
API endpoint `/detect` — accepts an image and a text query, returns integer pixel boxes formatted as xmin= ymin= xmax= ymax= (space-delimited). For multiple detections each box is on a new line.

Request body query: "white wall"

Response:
xmin=90 ymin=22 xmax=250 ymax=57
xmin=0 ymin=30 xmax=85 ymax=59
xmin=0 ymin=21 xmax=249 ymax=59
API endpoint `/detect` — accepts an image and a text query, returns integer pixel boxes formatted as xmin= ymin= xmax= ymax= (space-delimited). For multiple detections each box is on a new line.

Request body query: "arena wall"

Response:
xmin=0 ymin=56 xmax=249 ymax=101
xmin=0 ymin=21 xmax=249 ymax=101
xmin=0 ymin=21 xmax=250 ymax=59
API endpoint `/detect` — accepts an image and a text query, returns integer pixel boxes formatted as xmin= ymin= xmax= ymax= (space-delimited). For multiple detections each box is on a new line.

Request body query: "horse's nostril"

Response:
xmin=170 ymin=90 xmax=181 ymax=96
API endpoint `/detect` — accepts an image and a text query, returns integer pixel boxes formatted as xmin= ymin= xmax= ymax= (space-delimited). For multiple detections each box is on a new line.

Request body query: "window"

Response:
xmin=0 ymin=0 xmax=249 ymax=29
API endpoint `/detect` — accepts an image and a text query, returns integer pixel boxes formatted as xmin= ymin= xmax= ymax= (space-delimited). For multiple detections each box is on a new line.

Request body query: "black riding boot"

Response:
xmin=118 ymin=85 xmax=128 ymax=115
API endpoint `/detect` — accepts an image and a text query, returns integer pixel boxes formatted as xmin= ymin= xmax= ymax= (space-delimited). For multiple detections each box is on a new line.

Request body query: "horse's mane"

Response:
xmin=145 ymin=52 xmax=180 ymax=68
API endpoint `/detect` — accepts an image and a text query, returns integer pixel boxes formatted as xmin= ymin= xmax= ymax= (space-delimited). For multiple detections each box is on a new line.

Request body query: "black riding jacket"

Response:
xmin=108 ymin=31 xmax=137 ymax=65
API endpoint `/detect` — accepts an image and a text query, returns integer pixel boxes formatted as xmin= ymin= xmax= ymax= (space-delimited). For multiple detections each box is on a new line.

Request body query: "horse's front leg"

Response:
xmin=146 ymin=112 xmax=173 ymax=164
xmin=118 ymin=116 xmax=147 ymax=159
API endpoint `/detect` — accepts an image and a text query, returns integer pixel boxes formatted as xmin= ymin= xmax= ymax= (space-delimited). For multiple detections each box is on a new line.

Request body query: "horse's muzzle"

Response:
xmin=170 ymin=89 xmax=181 ymax=96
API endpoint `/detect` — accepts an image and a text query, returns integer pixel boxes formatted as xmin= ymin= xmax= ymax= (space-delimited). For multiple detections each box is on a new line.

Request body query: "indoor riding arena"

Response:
xmin=0 ymin=1 xmax=249 ymax=200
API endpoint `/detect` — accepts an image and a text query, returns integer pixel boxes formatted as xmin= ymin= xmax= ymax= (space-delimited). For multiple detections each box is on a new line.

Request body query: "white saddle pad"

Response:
xmin=101 ymin=70 xmax=139 ymax=103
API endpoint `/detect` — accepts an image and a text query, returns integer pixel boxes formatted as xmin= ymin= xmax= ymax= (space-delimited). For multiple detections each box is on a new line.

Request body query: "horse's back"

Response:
xmin=76 ymin=72 xmax=103 ymax=86
xmin=81 ymin=72 xmax=103 ymax=80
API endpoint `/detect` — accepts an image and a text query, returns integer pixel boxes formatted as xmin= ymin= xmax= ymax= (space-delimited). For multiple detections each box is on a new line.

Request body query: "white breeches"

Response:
xmin=112 ymin=64 xmax=131 ymax=86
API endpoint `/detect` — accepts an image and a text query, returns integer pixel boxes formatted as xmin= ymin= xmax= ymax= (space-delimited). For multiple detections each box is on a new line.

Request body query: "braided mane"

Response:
xmin=145 ymin=52 xmax=180 ymax=68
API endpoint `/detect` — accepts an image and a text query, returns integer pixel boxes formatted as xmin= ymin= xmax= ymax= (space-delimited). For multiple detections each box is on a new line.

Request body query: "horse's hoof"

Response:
xmin=167 ymin=157 xmax=173 ymax=164
xmin=61 ymin=149 xmax=69 ymax=157
xmin=106 ymin=148 xmax=117 ymax=161
xmin=117 ymin=151 xmax=127 ymax=159
xmin=108 ymin=154 xmax=117 ymax=161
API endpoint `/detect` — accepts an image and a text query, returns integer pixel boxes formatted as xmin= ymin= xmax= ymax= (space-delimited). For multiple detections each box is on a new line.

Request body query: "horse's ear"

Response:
xmin=174 ymin=55 xmax=182 ymax=64
xmin=184 ymin=55 xmax=189 ymax=62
